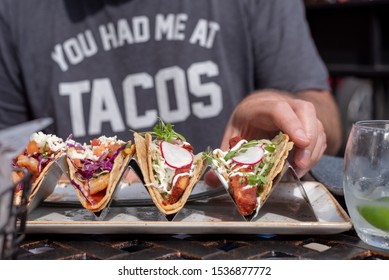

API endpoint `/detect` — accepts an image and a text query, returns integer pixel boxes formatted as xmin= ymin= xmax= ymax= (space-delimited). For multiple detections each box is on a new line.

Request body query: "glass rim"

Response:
xmin=354 ymin=120 xmax=389 ymax=131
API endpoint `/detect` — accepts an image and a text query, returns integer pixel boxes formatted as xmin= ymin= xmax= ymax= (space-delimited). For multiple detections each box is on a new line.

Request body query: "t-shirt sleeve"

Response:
xmin=0 ymin=1 xmax=29 ymax=129
xmin=249 ymin=0 xmax=330 ymax=93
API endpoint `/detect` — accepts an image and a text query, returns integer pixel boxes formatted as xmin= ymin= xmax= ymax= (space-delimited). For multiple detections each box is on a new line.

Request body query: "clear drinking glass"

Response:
xmin=343 ymin=120 xmax=389 ymax=251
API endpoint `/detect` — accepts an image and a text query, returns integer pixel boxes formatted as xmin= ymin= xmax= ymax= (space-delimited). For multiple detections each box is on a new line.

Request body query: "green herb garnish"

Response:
xmin=132 ymin=118 xmax=186 ymax=142
xmin=264 ymin=145 xmax=275 ymax=153
xmin=248 ymin=174 xmax=267 ymax=186
xmin=261 ymin=162 xmax=274 ymax=178
xmin=275 ymin=131 xmax=284 ymax=144
xmin=42 ymin=142 xmax=49 ymax=159
xmin=223 ymin=140 xmax=260 ymax=161
xmin=202 ymin=151 xmax=214 ymax=166
xmin=93 ymin=170 xmax=109 ymax=178
xmin=256 ymin=185 xmax=264 ymax=196
xmin=263 ymin=132 xmax=284 ymax=153
xmin=224 ymin=150 xmax=236 ymax=161
xmin=202 ymin=151 xmax=225 ymax=169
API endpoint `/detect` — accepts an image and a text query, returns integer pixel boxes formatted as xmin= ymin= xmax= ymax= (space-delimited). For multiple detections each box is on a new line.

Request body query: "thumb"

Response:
xmin=288 ymin=128 xmax=310 ymax=149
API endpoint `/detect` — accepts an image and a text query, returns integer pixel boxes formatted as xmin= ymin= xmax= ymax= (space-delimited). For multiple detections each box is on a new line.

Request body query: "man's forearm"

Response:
xmin=296 ymin=90 xmax=342 ymax=155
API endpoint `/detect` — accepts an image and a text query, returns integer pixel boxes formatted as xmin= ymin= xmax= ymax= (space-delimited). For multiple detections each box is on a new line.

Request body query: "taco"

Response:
xmin=12 ymin=131 xmax=66 ymax=205
xmin=133 ymin=120 xmax=207 ymax=215
xmin=205 ymin=133 xmax=293 ymax=216
xmin=66 ymin=136 xmax=135 ymax=212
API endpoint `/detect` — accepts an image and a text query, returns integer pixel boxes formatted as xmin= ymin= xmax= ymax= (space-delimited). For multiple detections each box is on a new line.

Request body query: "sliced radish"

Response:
xmin=232 ymin=146 xmax=264 ymax=165
xmin=172 ymin=137 xmax=184 ymax=145
xmin=160 ymin=141 xmax=193 ymax=168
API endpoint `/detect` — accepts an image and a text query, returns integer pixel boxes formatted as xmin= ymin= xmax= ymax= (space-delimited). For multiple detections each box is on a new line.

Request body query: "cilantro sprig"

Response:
xmin=42 ymin=142 xmax=49 ymax=159
xmin=202 ymin=151 xmax=216 ymax=166
xmin=133 ymin=118 xmax=186 ymax=142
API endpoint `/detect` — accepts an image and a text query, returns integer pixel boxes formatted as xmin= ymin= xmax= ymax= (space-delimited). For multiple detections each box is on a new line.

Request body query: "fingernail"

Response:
xmin=295 ymin=129 xmax=308 ymax=142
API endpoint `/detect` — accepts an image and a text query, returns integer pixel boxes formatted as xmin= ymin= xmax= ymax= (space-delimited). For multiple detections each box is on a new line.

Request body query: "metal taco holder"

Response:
xmin=35 ymin=153 xmax=133 ymax=220
xmin=35 ymin=158 xmax=162 ymax=220
xmin=89 ymin=157 xmax=133 ymax=220
xmin=61 ymin=158 xmax=215 ymax=221
xmin=34 ymin=155 xmax=173 ymax=220
xmin=127 ymin=158 xmax=178 ymax=221
xmin=50 ymin=158 xmax=194 ymax=221
xmin=27 ymin=154 xmax=69 ymax=213
xmin=32 ymin=154 xmax=317 ymax=223
xmin=120 ymin=159 xmax=316 ymax=222
xmin=42 ymin=159 xmax=225 ymax=221
xmin=213 ymin=161 xmax=318 ymax=222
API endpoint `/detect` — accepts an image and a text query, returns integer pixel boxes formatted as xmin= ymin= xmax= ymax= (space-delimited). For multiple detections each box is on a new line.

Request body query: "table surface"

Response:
xmin=15 ymin=230 xmax=389 ymax=260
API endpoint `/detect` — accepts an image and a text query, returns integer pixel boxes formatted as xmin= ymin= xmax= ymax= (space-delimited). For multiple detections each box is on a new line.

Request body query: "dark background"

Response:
xmin=305 ymin=0 xmax=389 ymax=154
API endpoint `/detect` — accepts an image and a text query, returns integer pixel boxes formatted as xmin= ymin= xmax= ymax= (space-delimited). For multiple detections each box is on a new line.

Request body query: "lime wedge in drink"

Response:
xmin=357 ymin=197 xmax=389 ymax=231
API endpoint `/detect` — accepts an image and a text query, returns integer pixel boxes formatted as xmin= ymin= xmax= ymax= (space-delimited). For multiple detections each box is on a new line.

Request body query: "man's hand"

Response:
xmin=205 ymin=89 xmax=341 ymax=187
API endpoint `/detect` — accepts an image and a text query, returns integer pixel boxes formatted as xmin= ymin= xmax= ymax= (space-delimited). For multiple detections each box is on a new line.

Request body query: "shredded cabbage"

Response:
xmin=76 ymin=143 xmax=126 ymax=181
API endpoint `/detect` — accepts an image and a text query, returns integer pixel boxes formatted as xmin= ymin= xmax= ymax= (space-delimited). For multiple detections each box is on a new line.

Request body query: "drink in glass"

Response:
xmin=343 ymin=120 xmax=389 ymax=251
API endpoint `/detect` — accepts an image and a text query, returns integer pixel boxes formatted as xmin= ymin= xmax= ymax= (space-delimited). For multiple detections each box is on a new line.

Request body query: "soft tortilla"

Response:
xmin=257 ymin=133 xmax=294 ymax=206
xmin=67 ymin=143 xmax=134 ymax=212
xmin=134 ymin=132 xmax=206 ymax=215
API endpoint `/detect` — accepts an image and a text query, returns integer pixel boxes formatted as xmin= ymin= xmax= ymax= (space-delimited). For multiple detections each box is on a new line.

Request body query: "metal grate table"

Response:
xmin=16 ymin=231 xmax=389 ymax=260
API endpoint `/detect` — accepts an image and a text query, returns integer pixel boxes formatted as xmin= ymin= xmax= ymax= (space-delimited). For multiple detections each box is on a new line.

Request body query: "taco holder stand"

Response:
xmin=213 ymin=161 xmax=317 ymax=222
xmin=27 ymin=154 xmax=317 ymax=222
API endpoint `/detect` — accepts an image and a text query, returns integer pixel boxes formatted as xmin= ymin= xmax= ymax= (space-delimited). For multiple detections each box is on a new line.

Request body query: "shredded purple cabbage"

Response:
xmin=66 ymin=134 xmax=86 ymax=150
xmin=70 ymin=179 xmax=95 ymax=205
xmin=68 ymin=143 xmax=127 ymax=206
xmin=36 ymin=154 xmax=49 ymax=173
xmin=111 ymin=143 xmax=127 ymax=159
xmin=75 ymin=142 xmax=127 ymax=181
xmin=66 ymin=142 xmax=85 ymax=151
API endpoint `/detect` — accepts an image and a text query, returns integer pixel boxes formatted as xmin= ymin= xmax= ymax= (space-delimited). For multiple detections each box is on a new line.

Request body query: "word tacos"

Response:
xmin=133 ymin=120 xmax=207 ymax=215
xmin=12 ymin=132 xmax=66 ymax=205
xmin=66 ymin=136 xmax=135 ymax=212
xmin=205 ymin=133 xmax=293 ymax=216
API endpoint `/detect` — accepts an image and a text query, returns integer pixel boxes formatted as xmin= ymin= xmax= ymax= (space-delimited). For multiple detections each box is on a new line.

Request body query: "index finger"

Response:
xmin=266 ymin=101 xmax=310 ymax=148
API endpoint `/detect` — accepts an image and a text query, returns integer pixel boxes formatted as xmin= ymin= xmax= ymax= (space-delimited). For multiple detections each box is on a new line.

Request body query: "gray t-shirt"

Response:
xmin=0 ymin=0 xmax=329 ymax=152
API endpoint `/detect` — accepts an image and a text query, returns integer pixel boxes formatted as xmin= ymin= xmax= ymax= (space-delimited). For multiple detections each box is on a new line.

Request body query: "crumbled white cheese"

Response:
xmin=97 ymin=135 xmax=124 ymax=145
xmin=31 ymin=131 xmax=66 ymax=152
xmin=68 ymin=146 xmax=98 ymax=161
